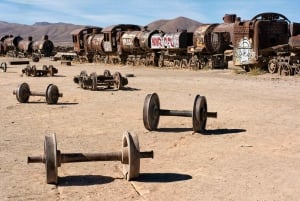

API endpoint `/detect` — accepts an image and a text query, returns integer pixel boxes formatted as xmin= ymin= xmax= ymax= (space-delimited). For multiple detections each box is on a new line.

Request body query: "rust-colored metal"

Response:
xmin=22 ymin=65 xmax=58 ymax=76
xmin=27 ymin=131 xmax=153 ymax=184
xmin=73 ymin=69 xmax=128 ymax=90
xmin=0 ymin=62 xmax=7 ymax=72
xmin=13 ymin=82 xmax=63 ymax=104
xmin=143 ymin=93 xmax=217 ymax=133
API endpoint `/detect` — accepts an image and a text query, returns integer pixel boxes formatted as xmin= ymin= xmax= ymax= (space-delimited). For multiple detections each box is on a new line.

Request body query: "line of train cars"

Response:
xmin=0 ymin=34 xmax=54 ymax=58
xmin=72 ymin=12 xmax=300 ymax=75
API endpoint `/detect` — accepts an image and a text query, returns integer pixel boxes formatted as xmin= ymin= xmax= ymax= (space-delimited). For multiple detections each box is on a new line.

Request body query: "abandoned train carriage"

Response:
xmin=71 ymin=27 xmax=103 ymax=62
xmin=121 ymin=28 xmax=161 ymax=66
xmin=32 ymin=35 xmax=54 ymax=57
xmin=227 ymin=12 xmax=300 ymax=74
xmin=70 ymin=12 xmax=300 ymax=75
xmin=101 ymin=24 xmax=141 ymax=64
xmin=0 ymin=34 xmax=54 ymax=57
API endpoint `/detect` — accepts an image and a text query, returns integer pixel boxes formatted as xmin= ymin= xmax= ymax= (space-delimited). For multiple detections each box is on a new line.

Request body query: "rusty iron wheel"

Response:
xmin=279 ymin=63 xmax=291 ymax=76
xmin=90 ymin=72 xmax=98 ymax=91
xmin=45 ymin=84 xmax=60 ymax=104
xmin=192 ymin=95 xmax=208 ymax=133
xmin=15 ymin=82 xmax=30 ymax=103
xmin=44 ymin=133 xmax=58 ymax=184
xmin=122 ymin=131 xmax=140 ymax=181
xmin=268 ymin=59 xmax=278 ymax=74
xmin=143 ymin=93 xmax=160 ymax=131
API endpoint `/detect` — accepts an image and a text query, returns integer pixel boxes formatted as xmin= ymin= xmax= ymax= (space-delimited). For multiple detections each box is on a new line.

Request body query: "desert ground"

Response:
xmin=0 ymin=57 xmax=299 ymax=201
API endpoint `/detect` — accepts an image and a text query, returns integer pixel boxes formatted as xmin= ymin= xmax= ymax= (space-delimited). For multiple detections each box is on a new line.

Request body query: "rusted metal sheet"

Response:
xmin=137 ymin=30 xmax=159 ymax=50
xmin=87 ymin=34 xmax=104 ymax=53
xmin=121 ymin=31 xmax=140 ymax=50
xmin=150 ymin=33 xmax=164 ymax=49
xmin=32 ymin=35 xmax=54 ymax=57
xmin=193 ymin=24 xmax=219 ymax=53
xmin=233 ymin=37 xmax=256 ymax=65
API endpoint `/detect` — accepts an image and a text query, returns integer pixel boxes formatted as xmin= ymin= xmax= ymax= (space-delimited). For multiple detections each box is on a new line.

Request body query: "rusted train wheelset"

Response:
xmin=73 ymin=69 xmax=128 ymax=90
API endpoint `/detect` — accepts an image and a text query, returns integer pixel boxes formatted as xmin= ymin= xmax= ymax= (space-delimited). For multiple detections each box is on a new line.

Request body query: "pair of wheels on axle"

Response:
xmin=143 ymin=93 xmax=217 ymax=133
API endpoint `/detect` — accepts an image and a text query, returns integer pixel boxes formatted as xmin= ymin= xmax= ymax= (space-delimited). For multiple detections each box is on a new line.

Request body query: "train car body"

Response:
xmin=99 ymin=24 xmax=141 ymax=63
xmin=32 ymin=35 xmax=54 ymax=57
xmin=70 ymin=12 xmax=300 ymax=75
xmin=120 ymin=29 xmax=159 ymax=65
xmin=150 ymin=31 xmax=193 ymax=67
xmin=71 ymin=27 xmax=103 ymax=61
xmin=232 ymin=13 xmax=289 ymax=68
xmin=1 ymin=34 xmax=54 ymax=58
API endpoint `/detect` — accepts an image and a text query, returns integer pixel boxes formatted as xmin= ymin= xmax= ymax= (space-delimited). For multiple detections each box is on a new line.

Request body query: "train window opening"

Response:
xmin=104 ymin=33 xmax=109 ymax=41
xmin=72 ymin=35 xmax=77 ymax=43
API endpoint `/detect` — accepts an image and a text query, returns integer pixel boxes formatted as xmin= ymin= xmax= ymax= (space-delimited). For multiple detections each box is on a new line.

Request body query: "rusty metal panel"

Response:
xmin=193 ymin=24 xmax=221 ymax=53
xmin=138 ymin=30 xmax=160 ymax=50
xmin=103 ymin=41 xmax=113 ymax=52
xmin=18 ymin=40 xmax=33 ymax=52
xmin=87 ymin=34 xmax=104 ymax=53
xmin=290 ymin=23 xmax=300 ymax=36
xmin=151 ymin=33 xmax=164 ymax=49
xmin=289 ymin=35 xmax=300 ymax=51
xmin=162 ymin=33 xmax=181 ymax=48
xmin=121 ymin=31 xmax=140 ymax=50
xmin=233 ymin=37 xmax=256 ymax=65
xmin=254 ymin=20 xmax=289 ymax=51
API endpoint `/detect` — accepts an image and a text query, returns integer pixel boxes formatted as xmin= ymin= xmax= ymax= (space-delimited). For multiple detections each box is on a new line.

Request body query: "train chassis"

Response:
xmin=268 ymin=54 xmax=300 ymax=76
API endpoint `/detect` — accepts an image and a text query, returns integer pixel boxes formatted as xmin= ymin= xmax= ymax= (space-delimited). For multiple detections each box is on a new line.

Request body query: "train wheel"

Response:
xmin=294 ymin=66 xmax=300 ymax=75
xmin=158 ymin=58 xmax=163 ymax=67
xmin=279 ymin=63 xmax=291 ymax=76
xmin=268 ymin=59 xmax=278 ymax=74
xmin=31 ymin=65 xmax=37 ymax=77
xmin=180 ymin=59 xmax=188 ymax=68
xmin=174 ymin=60 xmax=180 ymax=68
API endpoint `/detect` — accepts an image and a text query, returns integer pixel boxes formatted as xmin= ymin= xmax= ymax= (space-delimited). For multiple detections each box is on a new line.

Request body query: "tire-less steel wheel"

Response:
xmin=268 ymin=59 xmax=278 ymax=74
xmin=15 ymin=82 xmax=30 ymax=103
xmin=122 ymin=131 xmax=140 ymax=180
xmin=143 ymin=93 xmax=160 ymax=131
xmin=103 ymin=69 xmax=111 ymax=77
xmin=192 ymin=95 xmax=207 ymax=133
xmin=45 ymin=84 xmax=60 ymax=104
xmin=44 ymin=133 xmax=58 ymax=184
xmin=90 ymin=72 xmax=98 ymax=91
xmin=113 ymin=72 xmax=122 ymax=90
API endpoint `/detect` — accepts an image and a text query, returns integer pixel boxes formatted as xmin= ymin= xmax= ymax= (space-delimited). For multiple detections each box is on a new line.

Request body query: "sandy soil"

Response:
xmin=0 ymin=57 xmax=299 ymax=201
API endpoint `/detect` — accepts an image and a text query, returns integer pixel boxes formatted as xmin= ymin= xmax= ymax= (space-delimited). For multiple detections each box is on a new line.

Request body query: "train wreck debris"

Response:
xmin=70 ymin=12 xmax=300 ymax=76
xmin=22 ymin=65 xmax=58 ymax=77
xmin=73 ymin=69 xmax=128 ymax=90
xmin=0 ymin=62 xmax=7 ymax=72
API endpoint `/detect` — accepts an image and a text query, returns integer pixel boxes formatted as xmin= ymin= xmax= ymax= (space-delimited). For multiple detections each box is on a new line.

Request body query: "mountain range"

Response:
xmin=0 ymin=17 xmax=202 ymax=46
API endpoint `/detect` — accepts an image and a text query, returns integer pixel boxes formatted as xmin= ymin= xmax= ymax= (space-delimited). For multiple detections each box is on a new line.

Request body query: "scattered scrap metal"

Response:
xmin=73 ymin=69 xmax=128 ymax=90
xmin=0 ymin=62 xmax=7 ymax=72
xmin=22 ymin=65 xmax=58 ymax=77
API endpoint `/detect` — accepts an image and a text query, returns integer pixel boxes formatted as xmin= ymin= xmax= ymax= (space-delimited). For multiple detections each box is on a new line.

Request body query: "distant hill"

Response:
xmin=0 ymin=21 xmax=85 ymax=46
xmin=146 ymin=16 xmax=202 ymax=32
xmin=0 ymin=17 xmax=202 ymax=47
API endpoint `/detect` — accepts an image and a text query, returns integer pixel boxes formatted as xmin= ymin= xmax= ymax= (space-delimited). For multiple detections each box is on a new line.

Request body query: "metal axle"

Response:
xmin=28 ymin=150 xmax=153 ymax=164
xmin=13 ymin=90 xmax=63 ymax=97
xmin=159 ymin=109 xmax=217 ymax=118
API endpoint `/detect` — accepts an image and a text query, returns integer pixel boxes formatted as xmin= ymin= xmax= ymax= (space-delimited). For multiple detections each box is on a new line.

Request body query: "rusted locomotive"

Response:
xmin=0 ymin=34 xmax=54 ymax=57
xmin=228 ymin=12 xmax=300 ymax=75
xmin=71 ymin=12 xmax=300 ymax=75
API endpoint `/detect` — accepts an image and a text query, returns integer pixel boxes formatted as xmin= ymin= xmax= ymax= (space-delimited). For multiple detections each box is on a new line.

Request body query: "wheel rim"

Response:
xmin=268 ymin=59 xmax=278 ymax=74
xmin=44 ymin=133 xmax=58 ymax=184
xmin=143 ymin=93 xmax=160 ymax=131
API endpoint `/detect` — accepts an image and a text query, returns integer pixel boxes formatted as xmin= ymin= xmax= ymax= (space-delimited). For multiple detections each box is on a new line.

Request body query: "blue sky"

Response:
xmin=0 ymin=0 xmax=299 ymax=26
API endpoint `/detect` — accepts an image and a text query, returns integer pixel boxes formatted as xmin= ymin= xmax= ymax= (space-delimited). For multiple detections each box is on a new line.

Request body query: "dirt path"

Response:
xmin=0 ymin=58 xmax=299 ymax=201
